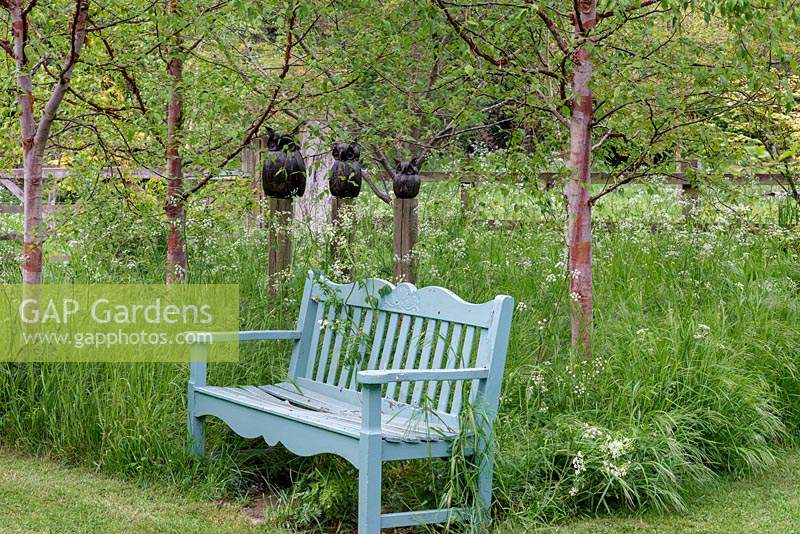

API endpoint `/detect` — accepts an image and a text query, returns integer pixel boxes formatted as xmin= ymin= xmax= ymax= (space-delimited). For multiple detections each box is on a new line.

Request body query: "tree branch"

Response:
xmin=185 ymin=2 xmax=297 ymax=197
xmin=432 ymin=0 xmax=510 ymax=66
xmin=33 ymin=0 xmax=90 ymax=156
xmin=294 ymin=36 xmax=394 ymax=204
xmin=597 ymin=0 xmax=661 ymax=20
xmin=535 ymin=8 xmax=569 ymax=54
xmin=0 ymin=39 xmax=13 ymax=58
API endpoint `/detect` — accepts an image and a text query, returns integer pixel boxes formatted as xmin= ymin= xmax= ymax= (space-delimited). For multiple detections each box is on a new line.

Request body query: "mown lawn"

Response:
xmin=2 ymin=447 xmax=799 ymax=532
xmin=0 ymin=449 xmax=272 ymax=533
xmin=541 ymin=451 xmax=800 ymax=533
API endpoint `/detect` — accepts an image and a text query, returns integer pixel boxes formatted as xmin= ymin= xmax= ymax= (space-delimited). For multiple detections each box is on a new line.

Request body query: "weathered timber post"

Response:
xmin=242 ymin=137 xmax=266 ymax=231
xmin=268 ymin=197 xmax=293 ymax=292
xmin=459 ymin=180 xmax=471 ymax=213
xmin=45 ymin=180 xmax=57 ymax=234
xmin=393 ymin=197 xmax=418 ymax=283
xmin=392 ymin=158 xmax=421 ymax=284
xmin=261 ymin=131 xmax=306 ymax=295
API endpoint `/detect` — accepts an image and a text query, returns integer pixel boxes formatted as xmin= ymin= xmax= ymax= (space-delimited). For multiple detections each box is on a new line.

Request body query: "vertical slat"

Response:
xmin=337 ymin=307 xmax=366 ymax=387
xmin=396 ymin=317 xmax=425 ymax=403
xmin=288 ymin=273 xmax=318 ymax=379
xmin=303 ymin=302 xmax=327 ymax=378
xmin=365 ymin=311 xmax=387 ymax=372
xmin=326 ymin=305 xmax=352 ymax=384
xmin=425 ymin=322 xmax=450 ymax=406
xmin=385 ymin=315 xmax=413 ymax=400
xmin=436 ymin=323 xmax=463 ymax=413
xmin=377 ymin=313 xmax=401 ymax=371
xmin=410 ymin=319 xmax=437 ymax=406
xmin=314 ymin=304 xmax=338 ymax=382
xmin=346 ymin=308 xmax=374 ymax=389
xmin=449 ymin=326 xmax=475 ymax=415
xmin=469 ymin=328 xmax=490 ymax=404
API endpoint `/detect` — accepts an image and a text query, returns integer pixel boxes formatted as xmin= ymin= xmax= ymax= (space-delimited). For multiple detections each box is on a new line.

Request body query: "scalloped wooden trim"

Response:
xmin=309 ymin=272 xmax=500 ymax=328
xmin=196 ymin=396 xmax=360 ymax=468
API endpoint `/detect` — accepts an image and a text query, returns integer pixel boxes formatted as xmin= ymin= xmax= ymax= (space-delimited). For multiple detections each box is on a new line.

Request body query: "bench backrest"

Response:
xmin=288 ymin=272 xmax=514 ymax=420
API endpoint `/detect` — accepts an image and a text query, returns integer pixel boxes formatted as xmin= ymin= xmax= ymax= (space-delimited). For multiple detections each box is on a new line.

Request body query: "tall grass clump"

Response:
xmin=0 ymin=179 xmax=798 ymax=530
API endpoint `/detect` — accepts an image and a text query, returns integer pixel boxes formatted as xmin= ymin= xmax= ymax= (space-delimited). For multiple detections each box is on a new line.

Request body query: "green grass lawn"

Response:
xmin=2 ymin=447 xmax=799 ymax=533
xmin=0 ymin=449 xmax=271 ymax=533
xmin=540 ymin=451 xmax=800 ymax=534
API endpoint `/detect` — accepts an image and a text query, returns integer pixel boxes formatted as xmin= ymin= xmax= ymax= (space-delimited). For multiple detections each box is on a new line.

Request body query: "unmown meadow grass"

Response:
xmin=0 ymin=179 xmax=798 ymax=531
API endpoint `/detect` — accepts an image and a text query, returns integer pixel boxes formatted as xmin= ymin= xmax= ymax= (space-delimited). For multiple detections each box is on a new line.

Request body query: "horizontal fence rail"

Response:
xmin=1 ymin=166 xmax=795 ymax=187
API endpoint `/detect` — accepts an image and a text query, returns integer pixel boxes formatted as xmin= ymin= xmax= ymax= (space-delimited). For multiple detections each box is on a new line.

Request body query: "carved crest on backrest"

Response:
xmin=385 ymin=284 xmax=419 ymax=312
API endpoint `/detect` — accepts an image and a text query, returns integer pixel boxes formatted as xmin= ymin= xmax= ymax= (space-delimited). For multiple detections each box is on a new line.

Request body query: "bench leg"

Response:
xmin=188 ymin=412 xmax=205 ymax=456
xmin=358 ymin=445 xmax=382 ymax=533
xmin=475 ymin=438 xmax=494 ymax=529
xmin=359 ymin=384 xmax=382 ymax=533
xmin=188 ymin=359 xmax=207 ymax=456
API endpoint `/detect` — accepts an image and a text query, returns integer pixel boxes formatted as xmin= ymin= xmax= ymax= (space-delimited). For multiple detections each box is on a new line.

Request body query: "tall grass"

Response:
xmin=0 ymin=180 xmax=798 ymax=530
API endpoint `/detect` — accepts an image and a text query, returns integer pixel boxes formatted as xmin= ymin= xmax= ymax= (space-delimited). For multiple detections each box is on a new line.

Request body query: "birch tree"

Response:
xmin=430 ymin=0 xmax=786 ymax=358
xmin=1 ymin=0 xmax=90 ymax=284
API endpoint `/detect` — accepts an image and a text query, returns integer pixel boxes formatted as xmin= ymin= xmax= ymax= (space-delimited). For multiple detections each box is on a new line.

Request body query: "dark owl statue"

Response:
xmin=261 ymin=131 xmax=306 ymax=198
xmin=393 ymin=158 xmax=421 ymax=199
xmin=329 ymin=143 xmax=362 ymax=198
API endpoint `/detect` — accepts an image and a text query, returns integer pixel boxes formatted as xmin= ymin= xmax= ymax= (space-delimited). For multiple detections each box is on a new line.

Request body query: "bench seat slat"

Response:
xmin=263 ymin=383 xmax=455 ymax=441
xmin=196 ymin=386 xmax=360 ymax=437
xmin=197 ymin=385 xmax=457 ymax=443
xmin=269 ymin=382 xmax=360 ymax=412
xmin=288 ymin=378 xmax=459 ymax=436
xmin=260 ymin=383 xmax=358 ymax=414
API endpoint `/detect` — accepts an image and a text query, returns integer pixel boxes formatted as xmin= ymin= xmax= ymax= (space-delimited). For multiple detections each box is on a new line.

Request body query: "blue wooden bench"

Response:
xmin=187 ymin=271 xmax=513 ymax=533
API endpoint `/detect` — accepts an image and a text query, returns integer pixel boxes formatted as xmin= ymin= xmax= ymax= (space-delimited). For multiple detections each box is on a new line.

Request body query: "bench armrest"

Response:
xmin=187 ymin=330 xmax=303 ymax=343
xmin=357 ymin=367 xmax=489 ymax=385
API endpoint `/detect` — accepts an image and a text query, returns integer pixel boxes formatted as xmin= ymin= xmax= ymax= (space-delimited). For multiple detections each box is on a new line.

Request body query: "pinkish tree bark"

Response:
xmin=566 ymin=0 xmax=596 ymax=358
xmin=3 ymin=0 xmax=90 ymax=284
xmin=164 ymin=0 xmax=187 ymax=284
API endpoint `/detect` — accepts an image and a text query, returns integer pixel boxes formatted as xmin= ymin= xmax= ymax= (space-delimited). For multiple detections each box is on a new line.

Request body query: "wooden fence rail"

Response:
xmin=1 ymin=164 xmax=794 ymax=276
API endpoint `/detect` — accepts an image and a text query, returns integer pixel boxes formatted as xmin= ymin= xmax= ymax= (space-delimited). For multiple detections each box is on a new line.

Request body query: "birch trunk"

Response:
xmin=566 ymin=1 xmax=596 ymax=358
xmin=165 ymin=0 xmax=187 ymax=284
xmin=11 ymin=1 xmax=90 ymax=284
xmin=297 ymin=122 xmax=332 ymax=233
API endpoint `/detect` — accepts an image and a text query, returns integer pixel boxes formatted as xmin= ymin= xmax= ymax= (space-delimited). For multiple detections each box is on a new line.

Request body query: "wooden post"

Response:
xmin=46 ymin=182 xmax=57 ymax=234
xmin=393 ymin=197 xmax=417 ymax=283
xmin=459 ymin=181 xmax=471 ymax=213
xmin=268 ymin=197 xmax=293 ymax=295
xmin=242 ymin=137 xmax=266 ymax=231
